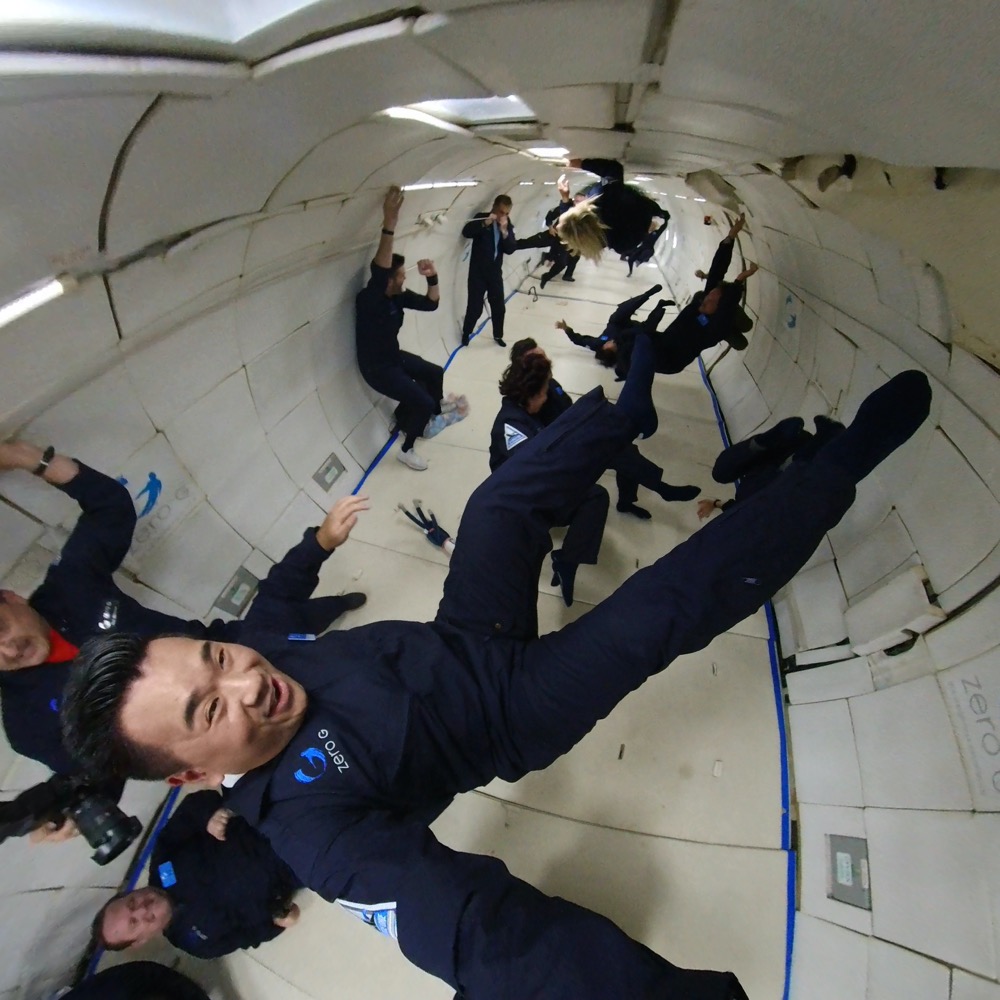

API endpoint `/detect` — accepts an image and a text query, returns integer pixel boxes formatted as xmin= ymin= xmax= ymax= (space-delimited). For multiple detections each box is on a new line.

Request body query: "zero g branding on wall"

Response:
xmin=292 ymin=728 xmax=350 ymax=784
xmin=941 ymin=659 xmax=1000 ymax=807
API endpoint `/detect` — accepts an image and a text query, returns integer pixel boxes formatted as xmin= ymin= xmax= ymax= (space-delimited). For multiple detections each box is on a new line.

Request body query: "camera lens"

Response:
xmin=70 ymin=795 xmax=142 ymax=866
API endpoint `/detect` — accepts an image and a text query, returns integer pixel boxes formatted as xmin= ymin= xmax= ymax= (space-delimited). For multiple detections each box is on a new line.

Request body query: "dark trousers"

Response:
xmin=430 ymin=387 xmax=858 ymax=999
xmin=543 ymin=245 xmax=579 ymax=282
xmin=551 ymin=484 xmax=609 ymax=567
xmin=610 ymin=444 xmax=664 ymax=505
xmin=361 ymin=351 xmax=443 ymax=446
xmin=609 ymin=287 xmax=661 ymax=331
xmin=463 ymin=266 xmax=506 ymax=342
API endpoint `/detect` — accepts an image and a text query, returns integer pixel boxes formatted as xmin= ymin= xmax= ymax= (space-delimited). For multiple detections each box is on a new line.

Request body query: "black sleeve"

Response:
xmin=462 ymin=214 xmax=487 ymax=238
xmin=544 ymin=200 xmax=572 ymax=226
xmin=366 ymin=261 xmax=391 ymax=295
xmin=704 ymin=238 xmax=735 ymax=291
xmin=242 ymin=529 xmax=330 ymax=632
xmin=156 ymin=790 xmax=224 ymax=850
xmin=399 ymin=289 xmax=439 ymax=313
xmin=562 ymin=326 xmax=603 ymax=351
xmin=171 ymin=916 xmax=283 ymax=960
xmin=580 ymin=158 xmax=624 ymax=183
xmin=53 ymin=462 xmax=137 ymax=577
xmin=500 ymin=225 xmax=517 ymax=256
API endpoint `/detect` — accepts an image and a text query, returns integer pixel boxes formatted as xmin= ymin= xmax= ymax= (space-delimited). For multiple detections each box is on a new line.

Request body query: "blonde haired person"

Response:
xmin=557 ymin=157 xmax=669 ymax=262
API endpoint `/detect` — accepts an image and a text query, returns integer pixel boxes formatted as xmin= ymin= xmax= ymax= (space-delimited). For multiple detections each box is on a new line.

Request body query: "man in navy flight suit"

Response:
xmin=461 ymin=194 xmax=517 ymax=347
xmin=62 ymin=368 xmax=931 ymax=1000
xmin=94 ymin=789 xmax=301 ymax=958
xmin=0 ymin=440 xmax=365 ymax=835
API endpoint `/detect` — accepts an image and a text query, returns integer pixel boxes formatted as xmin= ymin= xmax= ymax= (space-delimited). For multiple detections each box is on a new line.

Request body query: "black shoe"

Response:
xmin=340 ymin=592 xmax=366 ymax=612
xmin=461 ymin=332 xmax=471 ymax=347
xmin=616 ymin=502 xmax=652 ymax=520
xmin=561 ymin=276 xmax=576 ymax=282
xmin=540 ymin=273 xmax=551 ymax=289
xmin=494 ymin=337 xmax=506 ymax=347
xmin=550 ymin=550 xmax=578 ymax=607
xmin=657 ymin=299 xmax=676 ymax=308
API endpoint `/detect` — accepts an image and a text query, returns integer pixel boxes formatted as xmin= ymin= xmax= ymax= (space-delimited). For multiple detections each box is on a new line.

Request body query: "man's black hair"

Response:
xmin=593 ymin=344 xmax=617 ymax=368
xmin=61 ymin=633 xmax=185 ymax=781
xmin=391 ymin=253 xmax=405 ymax=271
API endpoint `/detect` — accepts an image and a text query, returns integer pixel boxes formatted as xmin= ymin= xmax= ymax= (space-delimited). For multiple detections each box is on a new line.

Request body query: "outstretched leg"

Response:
xmin=606 ymin=284 xmax=662 ymax=328
xmin=500 ymin=371 xmax=931 ymax=773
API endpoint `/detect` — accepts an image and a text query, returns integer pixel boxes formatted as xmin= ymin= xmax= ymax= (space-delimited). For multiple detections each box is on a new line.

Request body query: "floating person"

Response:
xmin=62 ymin=370 xmax=933 ymax=1000
xmin=556 ymin=157 xmax=670 ymax=262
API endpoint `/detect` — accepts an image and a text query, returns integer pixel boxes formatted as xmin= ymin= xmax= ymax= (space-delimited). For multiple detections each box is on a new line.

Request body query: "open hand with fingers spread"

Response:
xmin=317 ymin=494 xmax=370 ymax=552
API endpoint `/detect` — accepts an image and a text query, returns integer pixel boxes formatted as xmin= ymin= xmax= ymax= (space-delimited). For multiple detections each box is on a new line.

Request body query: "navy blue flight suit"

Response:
xmin=60 ymin=962 xmax=209 ymax=1000
xmin=561 ymin=283 xmax=663 ymax=369
xmin=515 ymin=197 xmax=579 ymax=283
xmin=489 ymin=395 xmax=609 ymax=596
xmin=355 ymin=260 xmax=442 ymax=449
xmin=614 ymin=238 xmax=753 ymax=379
xmin=461 ymin=211 xmax=517 ymax=344
xmin=226 ymin=383 xmax=875 ymax=1000
xmin=579 ymin=158 xmax=670 ymax=255
xmin=0 ymin=463 xmax=354 ymax=774
xmin=148 ymin=790 xmax=300 ymax=958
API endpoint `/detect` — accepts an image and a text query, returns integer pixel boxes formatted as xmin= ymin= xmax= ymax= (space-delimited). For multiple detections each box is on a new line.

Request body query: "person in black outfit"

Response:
xmin=556 ymin=157 xmax=670 ymax=262
xmin=698 ymin=414 xmax=845 ymax=519
xmin=489 ymin=349 xmax=609 ymax=605
xmin=0 ymin=441 xmax=366 ymax=833
xmin=623 ymin=219 xmax=668 ymax=276
xmin=62 ymin=369 xmax=932 ymax=1000
xmin=60 ymin=962 xmax=211 ymax=1000
xmin=506 ymin=338 xmax=700 ymax=520
xmin=582 ymin=216 xmax=760 ymax=382
xmin=93 ymin=789 xmax=301 ymax=958
xmin=355 ymin=186 xmax=447 ymax=472
xmin=461 ymin=194 xmax=516 ymax=347
xmin=557 ymin=282 xmax=668 ymax=370
xmin=514 ymin=176 xmax=581 ymax=287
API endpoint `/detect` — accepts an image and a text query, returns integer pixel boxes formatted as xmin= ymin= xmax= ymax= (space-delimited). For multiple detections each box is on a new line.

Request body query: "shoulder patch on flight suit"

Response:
xmin=504 ymin=424 xmax=528 ymax=451
xmin=158 ymin=860 xmax=177 ymax=887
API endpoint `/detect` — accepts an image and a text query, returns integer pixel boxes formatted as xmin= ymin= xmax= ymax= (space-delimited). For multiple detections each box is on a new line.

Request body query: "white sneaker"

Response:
xmin=396 ymin=448 xmax=428 ymax=471
xmin=440 ymin=395 xmax=458 ymax=414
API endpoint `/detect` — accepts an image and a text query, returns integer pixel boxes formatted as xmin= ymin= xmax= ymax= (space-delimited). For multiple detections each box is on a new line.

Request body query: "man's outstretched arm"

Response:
xmin=243 ymin=494 xmax=369 ymax=630
xmin=0 ymin=440 xmax=136 ymax=576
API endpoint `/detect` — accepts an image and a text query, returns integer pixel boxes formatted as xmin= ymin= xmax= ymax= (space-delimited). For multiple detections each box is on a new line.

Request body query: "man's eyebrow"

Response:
xmin=182 ymin=641 xmax=214 ymax=730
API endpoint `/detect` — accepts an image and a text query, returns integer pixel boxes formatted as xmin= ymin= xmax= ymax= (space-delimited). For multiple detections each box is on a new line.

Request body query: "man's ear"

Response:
xmin=166 ymin=768 xmax=223 ymax=787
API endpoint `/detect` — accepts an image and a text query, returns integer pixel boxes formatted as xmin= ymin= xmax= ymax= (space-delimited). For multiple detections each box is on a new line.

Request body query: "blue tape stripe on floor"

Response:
xmin=353 ymin=430 xmax=400 ymax=494
xmin=697 ymin=354 xmax=795 ymax=997
xmin=86 ymin=785 xmax=182 ymax=978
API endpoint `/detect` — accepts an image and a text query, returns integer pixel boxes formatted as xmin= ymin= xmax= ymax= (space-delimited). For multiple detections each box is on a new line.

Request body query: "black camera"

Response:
xmin=0 ymin=772 xmax=142 ymax=865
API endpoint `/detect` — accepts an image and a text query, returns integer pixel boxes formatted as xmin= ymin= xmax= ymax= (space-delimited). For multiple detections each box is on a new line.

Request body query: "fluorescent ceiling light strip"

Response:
xmin=519 ymin=181 xmax=534 ymax=185
xmin=694 ymin=197 xmax=707 ymax=202
xmin=401 ymin=180 xmax=478 ymax=191
xmin=526 ymin=146 xmax=568 ymax=158
xmin=0 ymin=277 xmax=67 ymax=330
xmin=256 ymin=18 xmax=409 ymax=76
xmin=673 ymin=194 xmax=688 ymax=199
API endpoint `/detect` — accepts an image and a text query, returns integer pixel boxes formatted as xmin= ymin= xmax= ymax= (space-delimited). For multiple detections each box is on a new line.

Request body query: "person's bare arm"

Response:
xmin=373 ymin=186 xmax=404 ymax=269
xmin=0 ymin=441 xmax=79 ymax=485
xmin=735 ymin=262 xmax=759 ymax=283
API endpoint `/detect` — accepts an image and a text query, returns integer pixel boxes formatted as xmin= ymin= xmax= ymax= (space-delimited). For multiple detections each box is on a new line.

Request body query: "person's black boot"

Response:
xmin=616 ymin=501 xmax=652 ymax=520
xmin=550 ymin=550 xmax=578 ymax=607
xmin=654 ymin=482 xmax=701 ymax=502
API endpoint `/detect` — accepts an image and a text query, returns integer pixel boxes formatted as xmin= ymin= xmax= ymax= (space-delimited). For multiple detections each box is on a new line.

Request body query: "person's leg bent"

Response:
xmin=400 ymin=352 xmax=444 ymax=414
xmin=554 ymin=484 xmax=608 ymax=567
xmin=607 ymin=285 xmax=662 ymax=328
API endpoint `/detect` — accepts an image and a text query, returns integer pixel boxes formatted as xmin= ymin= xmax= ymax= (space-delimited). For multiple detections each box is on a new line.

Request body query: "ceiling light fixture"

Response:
xmin=525 ymin=146 xmax=569 ymax=160
xmin=400 ymin=180 xmax=479 ymax=191
xmin=0 ymin=276 xmax=74 ymax=331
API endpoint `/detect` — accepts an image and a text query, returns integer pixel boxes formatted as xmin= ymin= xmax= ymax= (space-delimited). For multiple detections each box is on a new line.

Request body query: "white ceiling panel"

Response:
xmin=106 ymin=34 xmax=491 ymax=255
xmin=419 ymin=0 xmax=654 ymax=95
xmin=522 ymin=85 xmax=616 ymax=131
xmin=0 ymin=94 xmax=151 ymax=304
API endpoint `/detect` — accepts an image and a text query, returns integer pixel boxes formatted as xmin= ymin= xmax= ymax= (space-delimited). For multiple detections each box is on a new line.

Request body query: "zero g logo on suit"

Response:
xmin=293 ymin=728 xmax=351 ymax=783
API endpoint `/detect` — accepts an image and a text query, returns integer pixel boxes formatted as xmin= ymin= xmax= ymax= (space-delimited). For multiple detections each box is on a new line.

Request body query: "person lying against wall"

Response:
xmin=62 ymin=344 xmax=932 ymax=999
xmin=355 ymin=187 xmax=467 ymax=473
xmin=556 ymin=156 xmax=670 ymax=263
xmin=0 ymin=439 xmax=367 ymax=840
xmin=92 ymin=789 xmax=301 ymax=958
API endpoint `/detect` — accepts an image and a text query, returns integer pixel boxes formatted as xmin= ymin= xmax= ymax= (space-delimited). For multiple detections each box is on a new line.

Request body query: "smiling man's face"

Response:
xmin=117 ymin=637 xmax=308 ymax=782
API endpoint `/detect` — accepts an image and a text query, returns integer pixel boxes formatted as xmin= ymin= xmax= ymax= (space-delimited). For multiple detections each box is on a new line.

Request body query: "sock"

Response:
xmin=550 ymin=550 xmax=578 ymax=607
xmin=820 ymin=370 xmax=931 ymax=483
xmin=616 ymin=501 xmax=652 ymax=520
xmin=654 ymin=482 xmax=701 ymax=502
xmin=615 ymin=333 xmax=658 ymax=439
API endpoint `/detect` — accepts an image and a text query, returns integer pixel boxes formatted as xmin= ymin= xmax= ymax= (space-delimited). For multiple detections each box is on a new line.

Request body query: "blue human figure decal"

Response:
xmin=135 ymin=472 xmax=163 ymax=517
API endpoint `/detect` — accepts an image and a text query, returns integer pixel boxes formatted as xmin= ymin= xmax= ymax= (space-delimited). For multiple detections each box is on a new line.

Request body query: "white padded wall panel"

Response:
xmin=0 ymin=94 xmax=152 ymax=304
xmin=246 ymin=322 xmax=318 ymax=431
xmin=241 ymin=202 xmax=344 ymax=276
xmin=106 ymin=35 xmax=492 ymax=255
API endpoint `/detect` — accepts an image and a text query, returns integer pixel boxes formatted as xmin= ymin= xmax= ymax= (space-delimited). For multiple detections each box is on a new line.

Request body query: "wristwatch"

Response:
xmin=33 ymin=445 xmax=55 ymax=477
